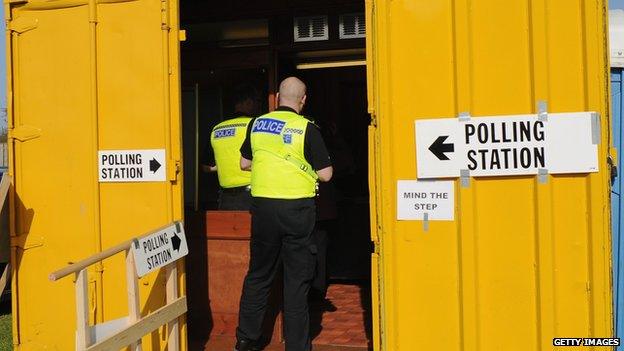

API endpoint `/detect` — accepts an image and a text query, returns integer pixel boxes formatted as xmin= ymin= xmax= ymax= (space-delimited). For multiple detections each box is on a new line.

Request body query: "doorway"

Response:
xmin=180 ymin=1 xmax=372 ymax=349
xmin=296 ymin=64 xmax=372 ymax=348
xmin=182 ymin=67 xmax=270 ymax=210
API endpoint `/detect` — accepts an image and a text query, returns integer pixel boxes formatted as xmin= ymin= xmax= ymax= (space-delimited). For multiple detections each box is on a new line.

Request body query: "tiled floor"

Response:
xmin=198 ymin=282 xmax=372 ymax=350
xmin=201 ymin=335 xmax=368 ymax=351
xmin=310 ymin=283 xmax=372 ymax=348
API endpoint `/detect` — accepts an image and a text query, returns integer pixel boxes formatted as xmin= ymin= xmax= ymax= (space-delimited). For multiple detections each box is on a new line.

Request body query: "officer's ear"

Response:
xmin=275 ymin=92 xmax=280 ymax=108
xmin=301 ymin=94 xmax=307 ymax=106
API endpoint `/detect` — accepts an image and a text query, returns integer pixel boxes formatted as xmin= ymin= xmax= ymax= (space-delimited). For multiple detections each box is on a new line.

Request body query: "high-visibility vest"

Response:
xmin=210 ymin=116 xmax=252 ymax=188
xmin=250 ymin=110 xmax=318 ymax=199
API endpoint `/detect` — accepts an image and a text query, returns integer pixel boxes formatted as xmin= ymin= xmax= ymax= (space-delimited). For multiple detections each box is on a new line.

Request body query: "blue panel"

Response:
xmin=612 ymin=67 xmax=624 ymax=349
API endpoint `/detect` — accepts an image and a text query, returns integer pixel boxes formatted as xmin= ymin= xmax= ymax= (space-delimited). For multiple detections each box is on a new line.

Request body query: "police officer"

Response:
xmin=203 ymin=85 xmax=258 ymax=210
xmin=234 ymin=77 xmax=333 ymax=351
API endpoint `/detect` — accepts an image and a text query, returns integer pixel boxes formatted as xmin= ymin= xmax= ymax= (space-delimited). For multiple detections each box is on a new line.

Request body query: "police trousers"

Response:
xmin=237 ymin=197 xmax=317 ymax=351
xmin=218 ymin=186 xmax=252 ymax=210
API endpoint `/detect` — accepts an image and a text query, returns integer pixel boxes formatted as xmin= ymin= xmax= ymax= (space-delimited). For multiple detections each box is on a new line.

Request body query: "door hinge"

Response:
xmin=9 ymin=125 xmax=41 ymax=142
xmin=373 ymin=241 xmax=381 ymax=254
xmin=8 ymin=17 xmax=38 ymax=34
xmin=609 ymin=147 xmax=618 ymax=185
xmin=369 ymin=114 xmax=377 ymax=127
xmin=11 ymin=234 xmax=43 ymax=250
xmin=168 ymin=159 xmax=180 ymax=181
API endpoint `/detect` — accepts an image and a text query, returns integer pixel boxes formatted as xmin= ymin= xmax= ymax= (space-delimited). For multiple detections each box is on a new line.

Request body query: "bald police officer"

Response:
xmin=203 ymin=85 xmax=258 ymax=210
xmin=234 ymin=77 xmax=333 ymax=351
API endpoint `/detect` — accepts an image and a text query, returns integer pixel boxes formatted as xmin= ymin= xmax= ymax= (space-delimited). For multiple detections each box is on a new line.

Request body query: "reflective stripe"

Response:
xmin=284 ymin=154 xmax=319 ymax=181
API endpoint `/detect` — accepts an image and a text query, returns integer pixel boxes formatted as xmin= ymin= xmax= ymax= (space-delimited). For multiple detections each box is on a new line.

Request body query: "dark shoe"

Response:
xmin=320 ymin=298 xmax=338 ymax=312
xmin=235 ymin=339 xmax=262 ymax=351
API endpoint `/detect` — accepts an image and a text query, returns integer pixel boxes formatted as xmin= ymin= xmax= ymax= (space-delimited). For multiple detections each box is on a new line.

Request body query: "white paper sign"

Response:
xmin=132 ymin=221 xmax=188 ymax=277
xmin=397 ymin=180 xmax=454 ymax=221
xmin=415 ymin=112 xmax=599 ymax=178
xmin=98 ymin=149 xmax=166 ymax=182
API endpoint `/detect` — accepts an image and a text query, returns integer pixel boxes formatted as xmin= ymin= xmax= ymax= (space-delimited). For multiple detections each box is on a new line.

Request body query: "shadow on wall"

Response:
xmin=12 ymin=190 xmax=34 ymax=272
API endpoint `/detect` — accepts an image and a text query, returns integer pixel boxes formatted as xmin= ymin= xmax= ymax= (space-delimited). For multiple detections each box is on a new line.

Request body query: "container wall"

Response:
xmin=6 ymin=0 xmax=185 ymax=349
xmin=612 ymin=67 xmax=624 ymax=350
xmin=367 ymin=1 xmax=613 ymax=350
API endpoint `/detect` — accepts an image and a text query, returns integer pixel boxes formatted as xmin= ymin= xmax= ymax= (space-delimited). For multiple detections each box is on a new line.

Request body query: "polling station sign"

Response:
xmin=132 ymin=221 xmax=188 ymax=277
xmin=98 ymin=149 xmax=166 ymax=182
xmin=415 ymin=112 xmax=599 ymax=179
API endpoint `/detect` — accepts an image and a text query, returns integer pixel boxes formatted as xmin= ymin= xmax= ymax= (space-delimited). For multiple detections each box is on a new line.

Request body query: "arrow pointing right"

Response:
xmin=149 ymin=158 xmax=161 ymax=173
xmin=171 ymin=232 xmax=181 ymax=252
xmin=428 ymin=136 xmax=455 ymax=161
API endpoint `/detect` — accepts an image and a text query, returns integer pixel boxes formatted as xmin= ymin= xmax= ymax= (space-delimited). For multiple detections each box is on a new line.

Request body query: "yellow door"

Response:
xmin=367 ymin=1 xmax=613 ymax=350
xmin=6 ymin=0 xmax=184 ymax=349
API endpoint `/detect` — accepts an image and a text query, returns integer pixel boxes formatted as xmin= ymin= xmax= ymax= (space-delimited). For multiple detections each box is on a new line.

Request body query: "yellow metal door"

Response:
xmin=367 ymin=1 xmax=613 ymax=350
xmin=6 ymin=0 xmax=184 ymax=349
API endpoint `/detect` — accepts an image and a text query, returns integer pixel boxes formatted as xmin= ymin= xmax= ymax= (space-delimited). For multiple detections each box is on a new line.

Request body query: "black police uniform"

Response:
xmin=235 ymin=106 xmax=332 ymax=351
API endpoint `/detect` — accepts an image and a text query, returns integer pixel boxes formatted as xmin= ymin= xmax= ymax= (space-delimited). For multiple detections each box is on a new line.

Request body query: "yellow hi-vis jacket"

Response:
xmin=250 ymin=110 xmax=318 ymax=199
xmin=210 ymin=116 xmax=252 ymax=188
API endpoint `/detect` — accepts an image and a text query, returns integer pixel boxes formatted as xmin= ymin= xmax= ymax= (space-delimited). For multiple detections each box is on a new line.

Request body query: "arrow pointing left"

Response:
xmin=428 ymin=136 xmax=455 ymax=161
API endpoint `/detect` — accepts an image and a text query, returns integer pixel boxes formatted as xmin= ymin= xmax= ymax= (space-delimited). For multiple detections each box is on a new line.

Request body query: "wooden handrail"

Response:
xmin=0 ymin=174 xmax=12 ymax=298
xmin=0 ymin=174 xmax=11 ymax=213
xmin=49 ymin=221 xmax=181 ymax=281
xmin=85 ymin=296 xmax=187 ymax=351
xmin=49 ymin=239 xmax=133 ymax=282
xmin=50 ymin=221 xmax=186 ymax=351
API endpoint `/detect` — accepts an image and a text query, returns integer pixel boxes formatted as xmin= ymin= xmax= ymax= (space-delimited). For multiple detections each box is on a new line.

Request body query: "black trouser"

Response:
xmin=237 ymin=197 xmax=317 ymax=351
xmin=311 ymin=222 xmax=329 ymax=296
xmin=218 ymin=186 xmax=252 ymax=210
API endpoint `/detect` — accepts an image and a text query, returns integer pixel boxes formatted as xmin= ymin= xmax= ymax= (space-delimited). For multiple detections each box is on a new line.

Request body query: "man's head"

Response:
xmin=233 ymin=84 xmax=260 ymax=116
xmin=277 ymin=77 xmax=307 ymax=113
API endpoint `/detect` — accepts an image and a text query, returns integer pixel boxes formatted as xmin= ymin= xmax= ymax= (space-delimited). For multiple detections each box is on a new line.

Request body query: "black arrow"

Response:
xmin=428 ymin=136 xmax=455 ymax=160
xmin=150 ymin=158 xmax=161 ymax=173
xmin=171 ymin=232 xmax=182 ymax=252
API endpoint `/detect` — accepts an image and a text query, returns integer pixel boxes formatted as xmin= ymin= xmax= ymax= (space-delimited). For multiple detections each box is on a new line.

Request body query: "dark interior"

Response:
xmin=180 ymin=1 xmax=372 ymax=348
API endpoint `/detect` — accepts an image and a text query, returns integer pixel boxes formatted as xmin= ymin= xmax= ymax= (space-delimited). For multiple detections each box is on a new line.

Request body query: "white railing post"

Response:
xmin=166 ymin=264 xmax=179 ymax=351
xmin=75 ymin=269 xmax=92 ymax=350
xmin=50 ymin=221 xmax=187 ymax=351
xmin=126 ymin=249 xmax=143 ymax=351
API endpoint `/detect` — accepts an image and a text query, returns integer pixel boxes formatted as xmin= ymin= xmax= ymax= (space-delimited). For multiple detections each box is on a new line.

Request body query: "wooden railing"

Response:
xmin=0 ymin=174 xmax=11 ymax=297
xmin=49 ymin=222 xmax=186 ymax=351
